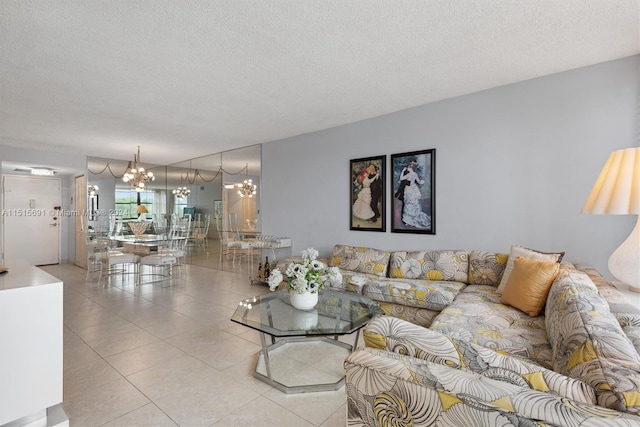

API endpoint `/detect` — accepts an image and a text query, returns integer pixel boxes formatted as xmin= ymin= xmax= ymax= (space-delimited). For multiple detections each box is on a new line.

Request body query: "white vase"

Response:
xmin=290 ymin=290 xmax=318 ymax=311
xmin=291 ymin=309 xmax=318 ymax=329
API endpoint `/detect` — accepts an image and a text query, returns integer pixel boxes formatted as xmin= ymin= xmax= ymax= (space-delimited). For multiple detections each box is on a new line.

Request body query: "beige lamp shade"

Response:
xmin=136 ymin=205 xmax=148 ymax=214
xmin=582 ymin=147 xmax=640 ymax=215
xmin=582 ymin=147 xmax=640 ymax=291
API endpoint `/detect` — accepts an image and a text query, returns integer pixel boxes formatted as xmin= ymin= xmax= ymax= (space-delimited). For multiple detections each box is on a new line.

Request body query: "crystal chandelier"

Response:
xmin=172 ymin=186 xmax=191 ymax=200
xmin=122 ymin=146 xmax=155 ymax=192
xmin=237 ymin=163 xmax=257 ymax=197
xmin=87 ymin=184 xmax=99 ymax=197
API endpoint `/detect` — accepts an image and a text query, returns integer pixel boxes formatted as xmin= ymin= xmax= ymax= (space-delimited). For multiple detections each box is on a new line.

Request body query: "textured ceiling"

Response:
xmin=1 ymin=1 xmax=639 ymax=166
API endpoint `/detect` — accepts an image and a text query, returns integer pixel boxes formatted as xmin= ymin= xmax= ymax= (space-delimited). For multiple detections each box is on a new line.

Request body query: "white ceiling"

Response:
xmin=1 ymin=1 xmax=639 ymax=166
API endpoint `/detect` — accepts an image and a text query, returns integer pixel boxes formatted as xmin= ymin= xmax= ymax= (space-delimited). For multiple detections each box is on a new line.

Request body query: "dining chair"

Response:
xmin=84 ymin=232 xmax=109 ymax=282
xmin=190 ymin=213 xmax=210 ymax=252
xmin=157 ymin=215 xmax=191 ymax=265
xmin=216 ymin=215 xmax=242 ymax=263
xmin=137 ymin=253 xmax=177 ymax=285
xmin=227 ymin=212 xmax=254 ymax=264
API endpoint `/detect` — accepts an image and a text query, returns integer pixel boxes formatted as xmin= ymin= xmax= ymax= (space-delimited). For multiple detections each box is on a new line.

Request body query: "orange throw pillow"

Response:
xmin=501 ymin=257 xmax=560 ymax=316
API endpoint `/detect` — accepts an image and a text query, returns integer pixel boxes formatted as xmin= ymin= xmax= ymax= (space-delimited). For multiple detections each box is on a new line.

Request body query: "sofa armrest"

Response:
xmin=346 ymin=347 xmax=634 ymax=426
xmin=364 ymin=315 xmax=597 ymax=405
xmin=363 ymin=315 xmax=463 ymax=366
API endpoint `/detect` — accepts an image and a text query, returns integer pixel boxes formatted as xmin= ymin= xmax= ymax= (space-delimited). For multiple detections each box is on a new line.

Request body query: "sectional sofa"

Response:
xmin=326 ymin=244 xmax=640 ymax=425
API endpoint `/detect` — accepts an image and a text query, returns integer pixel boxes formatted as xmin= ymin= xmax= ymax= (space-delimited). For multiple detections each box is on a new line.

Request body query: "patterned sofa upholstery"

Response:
xmin=329 ymin=244 xmax=508 ymax=327
xmin=344 ymin=244 xmax=640 ymax=424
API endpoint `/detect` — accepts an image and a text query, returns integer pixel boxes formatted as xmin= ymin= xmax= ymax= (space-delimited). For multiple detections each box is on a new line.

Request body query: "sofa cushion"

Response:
xmin=430 ymin=285 xmax=553 ymax=368
xmin=330 ymin=244 xmax=390 ymax=277
xmin=374 ymin=303 xmax=441 ymax=328
xmin=497 ymin=245 xmax=564 ymax=294
xmin=501 ymin=257 xmax=560 ymax=316
xmin=389 ymin=250 xmax=469 ymax=282
xmin=468 ymin=250 xmax=508 ymax=286
xmin=364 ymin=277 xmax=466 ymax=312
xmin=546 ymin=269 xmax=640 ymax=414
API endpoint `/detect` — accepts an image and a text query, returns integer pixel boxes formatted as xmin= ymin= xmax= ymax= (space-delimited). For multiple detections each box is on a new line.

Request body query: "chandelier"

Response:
xmin=122 ymin=146 xmax=155 ymax=192
xmin=87 ymin=184 xmax=99 ymax=197
xmin=237 ymin=163 xmax=257 ymax=197
xmin=172 ymin=186 xmax=191 ymax=200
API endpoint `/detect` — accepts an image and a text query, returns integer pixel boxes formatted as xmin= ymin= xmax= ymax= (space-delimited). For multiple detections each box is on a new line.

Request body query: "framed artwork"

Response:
xmin=391 ymin=149 xmax=436 ymax=234
xmin=183 ymin=206 xmax=195 ymax=219
xmin=89 ymin=195 xmax=98 ymax=221
xmin=350 ymin=155 xmax=386 ymax=232
xmin=213 ymin=200 xmax=222 ymax=219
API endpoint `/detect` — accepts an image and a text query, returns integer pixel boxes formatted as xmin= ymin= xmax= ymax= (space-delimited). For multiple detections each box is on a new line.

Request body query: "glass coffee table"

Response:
xmin=231 ymin=289 xmax=381 ymax=393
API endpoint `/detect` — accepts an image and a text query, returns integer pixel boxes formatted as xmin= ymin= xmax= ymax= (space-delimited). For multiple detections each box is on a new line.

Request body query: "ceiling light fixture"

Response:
xmin=122 ymin=146 xmax=155 ymax=192
xmin=172 ymin=186 xmax=191 ymax=200
xmin=30 ymin=167 xmax=54 ymax=176
xmin=237 ymin=163 xmax=257 ymax=197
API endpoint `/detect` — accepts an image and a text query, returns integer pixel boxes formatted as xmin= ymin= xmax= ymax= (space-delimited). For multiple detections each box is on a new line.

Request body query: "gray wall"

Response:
xmin=261 ymin=55 xmax=639 ymax=279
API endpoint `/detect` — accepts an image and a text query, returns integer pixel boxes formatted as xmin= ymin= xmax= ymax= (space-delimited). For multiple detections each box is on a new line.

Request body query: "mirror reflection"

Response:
xmin=86 ymin=144 xmax=261 ymax=272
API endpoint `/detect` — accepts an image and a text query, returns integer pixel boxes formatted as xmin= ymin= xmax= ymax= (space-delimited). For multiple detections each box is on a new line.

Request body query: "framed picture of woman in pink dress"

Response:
xmin=350 ymin=155 xmax=386 ymax=232
xmin=391 ymin=149 xmax=435 ymax=234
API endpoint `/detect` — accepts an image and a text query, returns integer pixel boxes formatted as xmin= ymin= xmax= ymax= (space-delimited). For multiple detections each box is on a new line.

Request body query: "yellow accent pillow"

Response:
xmin=501 ymin=257 xmax=560 ymax=316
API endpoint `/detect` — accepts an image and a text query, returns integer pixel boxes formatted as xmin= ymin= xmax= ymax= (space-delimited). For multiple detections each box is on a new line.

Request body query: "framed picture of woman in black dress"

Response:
xmin=350 ymin=155 xmax=385 ymax=232
xmin=391 ymin=149 xmax=435 ymax=234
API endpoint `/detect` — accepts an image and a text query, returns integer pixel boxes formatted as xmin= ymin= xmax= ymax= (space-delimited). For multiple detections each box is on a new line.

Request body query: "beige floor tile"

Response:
xmin=211 ymin=396 xmax=315 ymax=426
xmin=219 ymin=353 xmax=273 ymax=395
xmin=104 ymin=341 xmax=188 ymax=377
xmin=125 ymin=353 xmax=218 ymax=401
xmin=63 ymin=357 xmax=123 ymax=398
xmin=165 ymin=326 xmax=235 ymax=355
xmin=175 ymin=334 xmax=261 ymax=371
xmin=173 ymin=300 xmax=235 ymax=322
xmin=62 ymin=376 xmax=149 ymax=426
xmin=264 ymin=387 xmax=347 ymax=426
xmin=321 ymin=404 xmax=347 ymax=427
xmin=153 ymin=372 xmax=262 ymax=426
xmin=63 ymin=326 xmax=87 ymax=350
xmin=102 ymin=403 xmax=178 ymax=426
xmin=63 ymin=341 xmax=105 ymax=371
xmin=83 ymin=325 xmax=162 ymax=358
xmin=52 ymin=261 xmax=353 ymax=427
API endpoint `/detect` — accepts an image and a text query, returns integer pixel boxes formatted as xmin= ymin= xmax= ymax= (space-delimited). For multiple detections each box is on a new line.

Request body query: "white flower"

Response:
xmin=267 ymin=269 xmax=283 ymax=291
xmin=310 ymin=259 xmax=325 ymax=270
xmin=286 ymin=263 xmax=304 ymax=277
xmin=301 ymin=248 xmax=319 ymax=262
xmin=308 ymin=281 xmax=320 ymax=292
xmin=327 ymin=267 xmax=342 ymax=285
xmin=268 ymin=247 xmax=333 ymax=295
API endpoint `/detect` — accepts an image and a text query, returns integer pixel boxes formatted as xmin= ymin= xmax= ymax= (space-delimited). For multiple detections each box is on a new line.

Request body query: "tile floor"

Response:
xmin=44 ymin=252 xmax=352 ymax=427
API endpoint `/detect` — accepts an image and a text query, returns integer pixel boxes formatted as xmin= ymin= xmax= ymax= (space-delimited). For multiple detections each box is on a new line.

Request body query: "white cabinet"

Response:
xmin=0 ymin=261 xmax=67 ymax=426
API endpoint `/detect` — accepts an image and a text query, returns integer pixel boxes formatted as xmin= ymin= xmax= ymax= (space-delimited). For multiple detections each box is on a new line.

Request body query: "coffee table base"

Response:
xmin=254 ymin=334 xmax=355 ymax=394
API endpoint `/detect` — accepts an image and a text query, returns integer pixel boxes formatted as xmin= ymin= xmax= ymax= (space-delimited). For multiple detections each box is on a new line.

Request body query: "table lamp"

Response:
xmin=137 ymin=204 xmax=148 ymax=219
xmin=582 ymin=147 xmax=640 ymax=291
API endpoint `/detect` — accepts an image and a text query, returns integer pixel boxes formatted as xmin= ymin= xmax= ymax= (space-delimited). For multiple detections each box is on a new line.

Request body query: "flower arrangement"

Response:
xmin=267 ymin=247 xmax=342 ymax=294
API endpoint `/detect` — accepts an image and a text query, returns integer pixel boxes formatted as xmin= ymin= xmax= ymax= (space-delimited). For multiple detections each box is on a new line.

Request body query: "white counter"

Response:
xmin=0 ymin=261 xmax=68 ymax=426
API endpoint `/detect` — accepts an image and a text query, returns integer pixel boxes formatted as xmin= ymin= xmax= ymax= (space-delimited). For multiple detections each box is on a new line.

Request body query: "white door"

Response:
xmin=3 ymin=175 xmax=61 ymax=265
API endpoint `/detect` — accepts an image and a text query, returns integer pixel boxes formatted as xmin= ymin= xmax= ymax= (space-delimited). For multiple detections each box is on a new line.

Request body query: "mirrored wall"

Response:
xmin=86 ymin=144 xmax=261 ymax=269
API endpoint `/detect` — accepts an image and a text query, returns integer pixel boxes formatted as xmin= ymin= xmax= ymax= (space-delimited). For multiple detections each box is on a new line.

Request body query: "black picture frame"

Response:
xmin=350 ymin=155 xmax=386 ymax=232
xmin=391 ymin=149 xmax=436 ymax=234
xmin=89 ymin=195 xmax=98 ymax=221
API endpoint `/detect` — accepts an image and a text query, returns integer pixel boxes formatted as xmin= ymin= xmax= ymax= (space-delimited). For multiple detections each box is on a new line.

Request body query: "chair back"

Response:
xmin=215 ymin=215 xmax=236 ymax=244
